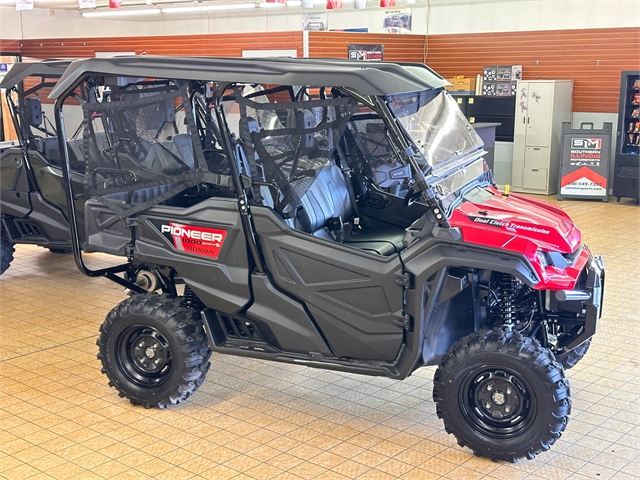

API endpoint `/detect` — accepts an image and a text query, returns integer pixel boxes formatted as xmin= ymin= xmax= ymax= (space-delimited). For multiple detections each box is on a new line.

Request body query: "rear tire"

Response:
xmin=433 ymin=329 xmax=571 ymax=462
xmin=555 ymin=340 xmax=591 ymax=370
xmin=97 ymin=294 xmax=211 ymax=408
xmin=0 ymin=227 xmax=15 ymax=276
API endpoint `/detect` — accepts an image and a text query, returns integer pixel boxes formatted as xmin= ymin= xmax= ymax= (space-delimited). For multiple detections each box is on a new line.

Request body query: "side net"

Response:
xmin=343 ymin=112 xmax=398 ymax=178
xmin=236 ymin=91 xmax=358 ymax=216
xmin=82 ymin=84 xmax=227 ymax=217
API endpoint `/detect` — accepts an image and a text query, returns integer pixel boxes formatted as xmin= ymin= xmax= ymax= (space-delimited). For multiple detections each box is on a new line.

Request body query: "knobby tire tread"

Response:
xmin=0 ymin=227 xmax=15 ymax=276
xmin=97 ymin=294 xmax=211 ymax=409
xmin=433 ymin=329 xmax=571 ymax=462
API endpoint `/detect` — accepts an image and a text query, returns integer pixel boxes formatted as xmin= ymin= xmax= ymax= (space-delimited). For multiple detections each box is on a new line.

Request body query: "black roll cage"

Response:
xmin=52 ymin=74 xmax=450 ymax=292
xmin=7 ymin=77 xmax=62 ymax=144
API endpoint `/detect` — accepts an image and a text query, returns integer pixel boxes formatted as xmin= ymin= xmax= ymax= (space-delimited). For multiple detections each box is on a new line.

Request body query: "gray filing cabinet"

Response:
xmin=511 ymin=80 xmax=573 ymax=195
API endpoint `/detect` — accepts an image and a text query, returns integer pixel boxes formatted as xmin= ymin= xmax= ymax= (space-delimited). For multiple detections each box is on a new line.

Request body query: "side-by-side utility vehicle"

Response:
xmin=45 ymin=57 xmax=604 ymax=461
xmin=0 ymin=60 xmax=77 ymax=275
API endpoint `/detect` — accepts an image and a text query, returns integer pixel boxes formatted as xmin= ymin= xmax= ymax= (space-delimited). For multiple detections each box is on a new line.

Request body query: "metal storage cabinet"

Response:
xmin=511 ymin=80 xmax=573 ymax=195
xmin=613 ymin=70 xmax=640 ymax=203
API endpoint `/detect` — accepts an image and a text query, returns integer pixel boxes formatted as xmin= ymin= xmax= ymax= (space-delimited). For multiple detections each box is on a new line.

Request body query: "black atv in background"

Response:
xmin=0 ymin=60 xmax=83 ymax=275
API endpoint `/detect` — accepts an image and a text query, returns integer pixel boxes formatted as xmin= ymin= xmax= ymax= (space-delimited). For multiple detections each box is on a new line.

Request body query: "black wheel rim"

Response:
xmin=116 ymin=325 xmax=173 ymax=388
xmin=459 ymin=365 xmax=536 ymax=439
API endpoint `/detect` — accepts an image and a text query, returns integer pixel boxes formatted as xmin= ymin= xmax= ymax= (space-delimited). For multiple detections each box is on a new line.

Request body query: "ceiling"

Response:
xmin=1 ymin=0 xmax=273 ymax=10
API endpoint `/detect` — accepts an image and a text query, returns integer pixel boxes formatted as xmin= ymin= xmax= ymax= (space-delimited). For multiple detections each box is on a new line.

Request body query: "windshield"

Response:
xmin=386 ymin=89 xmax=483 ymax=174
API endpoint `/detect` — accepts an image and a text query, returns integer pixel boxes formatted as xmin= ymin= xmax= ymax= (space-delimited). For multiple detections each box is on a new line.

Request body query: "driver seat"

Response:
xmin=291 ymin=163 xmax=405 ymax=256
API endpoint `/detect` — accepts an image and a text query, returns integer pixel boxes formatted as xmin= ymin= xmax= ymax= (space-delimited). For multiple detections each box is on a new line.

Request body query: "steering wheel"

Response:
xmin=404 ymin=187 xmax=423 ymax=207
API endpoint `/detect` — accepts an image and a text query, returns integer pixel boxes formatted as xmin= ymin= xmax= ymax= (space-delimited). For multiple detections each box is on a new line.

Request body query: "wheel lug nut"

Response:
xmin=486 ymin=384 xmax=493 ymax=391
xmin=138 ymin=342 xmax=144 ymax=348
xmin=154 ymin=358 xmax=161 ymax=365
xmin=505 ymin=405 xmax=511 ymax=413
xmin=485 ymin=402 xmax=491 ymax=409
xmin=506 ymin=387 xmax=512 ymax=395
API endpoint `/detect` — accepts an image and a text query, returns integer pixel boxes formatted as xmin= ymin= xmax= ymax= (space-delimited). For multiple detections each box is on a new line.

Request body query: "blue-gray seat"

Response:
xmin=291 ymin=163 xmax=405 ymax=256
xmin=101 ymin=135 xmax=196 ymax=205
xmin=40 ymin=137 xmax=86 ymax=173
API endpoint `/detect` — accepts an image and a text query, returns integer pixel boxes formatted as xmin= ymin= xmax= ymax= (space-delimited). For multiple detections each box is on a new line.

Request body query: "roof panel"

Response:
xmin=0 ymin=60 xmax=73 ymax=90
xmin=48 ymin=56 xmax=449 ymax=99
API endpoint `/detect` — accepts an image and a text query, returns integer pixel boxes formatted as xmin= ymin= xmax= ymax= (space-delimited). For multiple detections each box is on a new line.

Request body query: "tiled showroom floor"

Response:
xmin=1 ymin=197 xmax=639 ymax=480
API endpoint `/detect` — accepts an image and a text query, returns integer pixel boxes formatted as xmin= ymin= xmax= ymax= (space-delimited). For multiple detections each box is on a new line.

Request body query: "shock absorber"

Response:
xmin=493 ymin=273 xmax=519 ymax=328
xmin=183 ymin=285 xmax=204 ymax=311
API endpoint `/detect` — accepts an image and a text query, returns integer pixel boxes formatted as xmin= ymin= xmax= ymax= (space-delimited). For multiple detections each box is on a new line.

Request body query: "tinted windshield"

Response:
xmin=386 ymin=89 xmax=483 ymax=174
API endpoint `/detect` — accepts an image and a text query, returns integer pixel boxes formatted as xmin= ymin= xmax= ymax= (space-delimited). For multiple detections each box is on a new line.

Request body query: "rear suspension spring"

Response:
xmin=183 ymin=285 xmax=205 ymax=312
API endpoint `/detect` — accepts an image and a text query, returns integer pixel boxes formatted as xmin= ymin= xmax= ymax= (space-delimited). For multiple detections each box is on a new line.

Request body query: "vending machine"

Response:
xmin=613 ymin=70 xmax=640 ymax=203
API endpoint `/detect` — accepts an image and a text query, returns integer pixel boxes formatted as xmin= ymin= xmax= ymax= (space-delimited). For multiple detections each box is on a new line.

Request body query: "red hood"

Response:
xmin=450 ymin=187 xmax=581 ymax=255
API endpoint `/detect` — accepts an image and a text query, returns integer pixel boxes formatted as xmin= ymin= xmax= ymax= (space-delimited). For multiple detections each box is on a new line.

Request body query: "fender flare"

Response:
xmin=394 ymin=240 xmax=540 ymax=376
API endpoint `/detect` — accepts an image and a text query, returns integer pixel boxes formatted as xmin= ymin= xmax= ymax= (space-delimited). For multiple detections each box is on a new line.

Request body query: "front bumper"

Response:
xmin=556 ymin=254 xmax=605 ymax=351
xmin=586 ymin=254 xmax=605 ymax=323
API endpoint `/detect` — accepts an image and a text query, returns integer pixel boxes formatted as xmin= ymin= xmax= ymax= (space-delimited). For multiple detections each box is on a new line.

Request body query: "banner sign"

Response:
xmin=348 ymin=44 xmax=383 ymax=62
xmin=78 ymin=0 xmax=96 ymax=8
xmin=383 ymin=8 xmax=412 ymax=34
xmin=15 ymin=0 xmax=33 ymax=11
xmin=558 ymin=122 xmax=612 ymax=200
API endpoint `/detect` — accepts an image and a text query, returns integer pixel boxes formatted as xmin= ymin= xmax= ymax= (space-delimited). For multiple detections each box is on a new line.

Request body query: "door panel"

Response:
xmin=1 ymin=148 xmax=25 ymax=191
xmin=0 ymin=147 xmax=31 ymax=218
xmin=526 ymin=82 xmax=553 ymax=147
xmin=252 ymin=207 xmax=405 ymax=361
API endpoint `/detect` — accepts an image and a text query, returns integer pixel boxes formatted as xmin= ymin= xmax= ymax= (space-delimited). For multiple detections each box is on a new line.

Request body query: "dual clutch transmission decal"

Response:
xmin=152 ymin=221 xmax=227 ymax=259
xmin=468 ymin=216 xmax=551 ymax=235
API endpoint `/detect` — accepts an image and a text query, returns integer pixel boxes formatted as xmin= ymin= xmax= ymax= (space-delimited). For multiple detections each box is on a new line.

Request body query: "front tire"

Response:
xmin=0 ymin=226 xmax=15 ymax=276
xmin=97 ymin=294 xmax=211 ymax=408
xmin=555 ymin=339 xmax=591 ymax=370
xmin=433 ymin=330 xmax=571 ymax=462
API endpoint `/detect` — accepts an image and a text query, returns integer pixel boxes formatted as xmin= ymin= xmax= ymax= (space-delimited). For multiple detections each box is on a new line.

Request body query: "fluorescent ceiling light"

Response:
xmin=288 ymin=0 xmax=302 ymax=5
xmin=258 ymin=2 xmax=286 ymax=7
xmin=82 ymin=8 xmax=160 ymax=17
xmin=162 ymin=3 xmax=255 ymax=13
xmin=302 ymin=0 xmax=355 ymax=3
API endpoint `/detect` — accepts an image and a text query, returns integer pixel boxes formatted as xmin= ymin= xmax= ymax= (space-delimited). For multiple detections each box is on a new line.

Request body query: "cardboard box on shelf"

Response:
xmin=446 ymin=76 xmax=477 ymax=93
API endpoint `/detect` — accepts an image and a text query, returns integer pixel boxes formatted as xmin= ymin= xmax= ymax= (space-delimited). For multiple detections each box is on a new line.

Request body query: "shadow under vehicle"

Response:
xmin=48 ymin=56 xmax=605 ymax=462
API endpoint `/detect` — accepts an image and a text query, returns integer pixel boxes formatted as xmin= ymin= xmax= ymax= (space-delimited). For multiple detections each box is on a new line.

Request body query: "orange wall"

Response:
xmin=424 ymin=27 xmax=640 ymax=113
xmin=3 ymin=32 xmax=303 ymax=59
xmin=3 ymin=27 xmax=638 ymax=113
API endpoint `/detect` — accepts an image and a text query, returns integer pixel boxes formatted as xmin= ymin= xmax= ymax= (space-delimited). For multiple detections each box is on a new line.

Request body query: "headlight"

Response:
xmin=537 ymin=250 xmax=550 ymax=268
